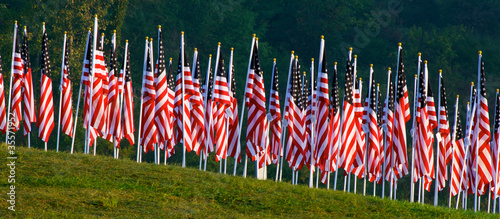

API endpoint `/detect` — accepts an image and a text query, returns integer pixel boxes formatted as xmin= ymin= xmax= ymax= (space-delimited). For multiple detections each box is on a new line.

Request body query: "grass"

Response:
xmin=0 ymin=144 xmax=497 ymax=218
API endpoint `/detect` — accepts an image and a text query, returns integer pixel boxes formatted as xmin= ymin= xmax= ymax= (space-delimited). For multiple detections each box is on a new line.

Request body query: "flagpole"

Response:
xmin=213 ymin=43 xmax=222 ymax=173
xmin=447 ymin=95 xmax=459 ymax=208
xmin=315 ymin=37 xmax=325 ymax=188
xmin=55 ymin=32 xmax=68 ymax=152
xmin=6 ymin=21 xmax=18 ymax=144
xmin=225 ymin=47 xmax=234 ymax=175
xmin=374 ymin=83 xmax=380 ymax=196
xmin=87 ymin=16 xmax=98 ymax=156
xmin=410 ymin=53 xmax=421 ymax=202
xmin=456 ymin=95 xmax=475 ymax=209
xmin=272 ymin=59 xmax=282 ymax=182
xmin=203 ymin=55 xmax=213 ymax=171
xmin=474 ymin=51 xmax=482 ymax=212
xmin=180 ymin=32 xmax=187 ymax=167
xmin=364 ymin=65 xmax=374 ymax=196
xmin=309 ymin=58 xmax=315 ymax=188
xmin=338 ymin=48 xmax=352 ymax=192
xmin=278 ymin=51 xmax=295 ymax=182
xmin=381 ymin=67 xmax=392 ymax=198
xmin=43 ymin=23 xmax=48 ymax=152
xmin=237 ymin=35 xmax=256 ymax=178
xmin=111 ymin=31 xmax=118 ymax=159
xmin=493 ymin=90 xmax=500 ymax=213
xmin=136 ymin=37 xmax=148 ymax=163
xmin=22 ymin=26 xmax=31 ymax=150
xmin=434 ymin=69 xmax=443 ymax=206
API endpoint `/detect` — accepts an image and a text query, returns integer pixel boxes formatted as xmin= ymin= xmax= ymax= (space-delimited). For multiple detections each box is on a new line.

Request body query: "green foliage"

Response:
xmin=0 ymin=144 xmax=495 ymax=218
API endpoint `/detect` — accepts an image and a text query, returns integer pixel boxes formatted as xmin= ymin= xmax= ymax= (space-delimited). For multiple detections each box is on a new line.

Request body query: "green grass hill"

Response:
xmin=0 ymin=144 xmax=496 ymax=218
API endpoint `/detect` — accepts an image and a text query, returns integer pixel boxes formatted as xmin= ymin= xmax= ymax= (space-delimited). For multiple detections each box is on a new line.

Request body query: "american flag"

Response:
xmin=105 ymin=34 xmax=121 ymax=142
xmin=285 ymin=56 xmax=307 ymax=170
xmin=190 ymin=50 xmax=206 ymax=155
xmin=203 ymin=57 xmax=215 ymax=158
xmin=491 ymin=92 xmax=500 ymax=196
xmin=367 ymin=68 xmax=381 ymax=183
xmin=22 ymin=27 xmax=36 ymax=136
xmin=303 ymin=72 xmax=313 ymax=169
xmin=339 ymin=53 xmax=357 ymax=174
xmin=0 ymin=52 xmax=7 ymax=133
xmin=376 ymin=84 xmax=384 ymax=184
xmin=415 ymin=61 xmax=434 ymax=191
xmin=37 ymin=29 xmax=55 ymax=143
xmin=246 ymin=42 xmax=266 ymax=161
xmin=11 ymin=25 xmax=23 ymax=132
xmin=164 ymin=59 xmax=176 ymax=158
xmin=269 ymin=60 xmax=282 ymax=165
xmin=213 ymin=47 xmax=231 ymax=162
xmin=90 ymin=28 xmax=108 ymax=136
xmin=140 ymin=40 xmax=157 ymax=153
xmin=383 ymin=79 xmax=395 ymax=182
xmin=450 ymin=96 xmax=466 ymax=197
xmin=122 ymin=45 xmax=135 ymax=145
xmin=60 ymin=33 xmax=73 ymax=137
xmin=81 ymin=31 xmax=98 ymax=146
xmin=154 ymin=28 xmax=169 ymax=151
xmin=81 ymin=31 xmax=92 ymax=86
xmin=436 ymin=71 xmax=451 ymax=191
xmin=314 ymin=45 xmax=331 ymax=183
xmin=470 ymin=54 xmax=492 ymax=196
xmin=328 ymin=62 xmax=340 ymax=178
xmin=466 ymin=84 xmax=477 ymax=195
xmin=173 ymin=46 xmax=193 ymax=153
xmin=352 ymin=77 xmax=366 ymax=178
xmin=227 ymin=54 xmax=241 ymax=162
xmin=391 ymin=45 xmax=410 ymax=180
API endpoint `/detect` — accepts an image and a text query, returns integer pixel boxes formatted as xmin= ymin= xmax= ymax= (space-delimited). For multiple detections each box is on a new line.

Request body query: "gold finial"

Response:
xmin=126 ymin=40 xmax=128 ymax=43
xmin=158 ymin=25 xmax=161 ymax=29
xmin=388 ymin=67 xmax=391 ymax=70
xmin=457 ymin=95 xmax=459 ymax=98
xmin=181 ymin=31 xmax=184 ymax=35
xmin=398 ymin=42 xmax=402 ymax=46
xmin=253 ymin=33 xmax=256 ymax=37
xmin=354 ymin=55 xmax=357 ymax=58
xmin=194 ymin=48 xmax=197 ymax=51
xmin=42 ymin=22 xmax=45 ymax=25
xmin=359 ymin=78 xmax=362 ymax=81
xmin=321 ymin=35 xmax=324 ymax=39
xmin=169 ymin=58 xmax=172 ymax=61
xmin=439 ymin=69 xmax=442 ymax=73
xmin=273 ymin=58 xmax=276 ymax=62
xmin=295 ymin=56 xmax=298 ymax=59
xmin=101 ymin=33 xmax=104 ymax=36
xmin=146 ymin=36 xmax=149 ymax=40
xmin=218 ymin=42 xmax=221 ymax=46
xmin=113 ymin=30 xmax=116 ymax=33
xmin=88 ymin=28 xmax=91 ymax=31
xmin=424 ymin=60 xmax=428 ymax=64
xmin=14 ymin=20 xmax=17 ymax=24
xmin=471 ymin=82 xmax=474 ymax=86
xmin=334 ymin=62 xmax=337 ymax=65
xmin=479 ymin=51 xmax=482 ymax=55
xmin=467 ymin=102 xmax=470 ymax=105
xmin=311 ymin=58 xmax=314 ymax=61
xmin=349 ymin=47 xmax=352 ymax=51
xmin=370 ymin=64 xmax=373 ymax=67
xmin=497 ymin=89 xmax=499 ymax=92
xmin=261 ymin=71 xmax=263 ymax=75
xmin=418 ymin=52 xmax=421 ymax=56
xmin=209 ymin=54 xmax=212 ymax=57
xmin=24 ymin=26 xmax=26 ymax=29
xmin=291 ymin=51 xmax=295 ymax=54
xmin=231 ymin=47 xmax=234 ymax=51
xmin=377 ymin=83 xmax=380 ymax=86
xmin=95 ymin=15 xmax=98 ymax=18
xmin=256 ymin=37 xmax=258 ymax=41
xmin=150 ymin=38 xmax=152 ymax=42
xmin=303 ymin=71 xmax=306 ymax=75
xmin=414 ymin=74 xmax=417 ymax=78
xmin=64 ymin=31 xmax=67 ymax=34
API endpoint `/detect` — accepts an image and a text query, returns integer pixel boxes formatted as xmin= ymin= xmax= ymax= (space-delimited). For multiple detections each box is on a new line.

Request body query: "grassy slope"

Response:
xmin=0 ymin=144 xmax=495 ymax=218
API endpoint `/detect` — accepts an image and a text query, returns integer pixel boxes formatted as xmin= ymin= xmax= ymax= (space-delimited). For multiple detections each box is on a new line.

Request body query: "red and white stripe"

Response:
xmin=190 ymin=51 xmax=206 ymax=155
xmin=269 ymin=61 xmax=282 ymax=165
xmin=37 ymin=30 xmax=54 ymax=142
xmin=122 ymin=46 xmax=135 ymax=145
xmin=60 ymin=38 xmax=73 ymax=137
xmin=140 ymin=40 xmax=157 ymax=153
xmin=11 ymin=37 xmax=23 ymax=132
xmin=22 ymin=28 xmax=36 ymax=136
xmin=0 ymin=53 xmax=7 ymax=133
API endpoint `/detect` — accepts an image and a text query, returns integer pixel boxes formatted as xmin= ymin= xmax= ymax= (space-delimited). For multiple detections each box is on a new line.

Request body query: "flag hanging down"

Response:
xmin=450 ymin=96 xmax=466 ymax=197
xmin=90 ymin=24 xmax=108 ymax=135
xmin=467 ymin=84 xmax=477 ymax=195
xmin=352 ymin=77 xmax=366 ymax=179
xmin=339 ymin=51 xmax=357 ymax=173
xmin=269 ymin=60 xmax=282 ymax=165
xmin=391 ymin=44 xmax=410 ymax=180
xmin=37 ymin=28 xmax=55 ymax=143
xmin=122 ymin=45 xmax=135 ymax=145
xmin=376 ymin=84 xmax=384 ymax=184
xmin=173 ymin=45 xmax=193 ymax=153
xmin=154 ymin=28 xmax=170 ymax=151
xmin=105 ymin=33 xmax=121 ymax=143
xmin=10 ymin=24 xmax=23 ymax=133
xmin=190 ymin=49 xmax=206 ymax=155
xmin=227 ymin=51 xmax=241 ymax=162
xmin=22 ymin=27 xmax=36 ymax=136
xmin=140 ymin=39 xmax=157 ymax=153
xmin=314 ymin=40 xmax=331 ymax=182
xmin=471 ymin=53 xmax=492 ymax=196
xmin=491 ymin=92 xmax=500 ymax=196
xmin=383 ymin=79 xmax=395 ymax=182
xmin=303 ymin=72 xmax=313 ymax=169
xmin=246 ymin=41 xmax=267 ymax=160
xmin=286 ymin=57 xmax=307 ymax=170
xmin=0 ymin=52 xmax=7 ymax=133
xmin=60 ymin=33 xmax=73 ymax=137
xmin=164 ymin=59 xmax=176 ymax=158
xmin=366 ymin=67 xmax=381 ymax=183
xmin=328 ymin=62 xmax=340 ymax=178
xmin=82 ymin=30 xmax=98 ymax=146
xmin=203 ymin=56 xmax=215 ymax=158
xmin=436 ymin=71 xmax=451 ymax=191
xmin=213 ymin=46 xmax=232 ymax=162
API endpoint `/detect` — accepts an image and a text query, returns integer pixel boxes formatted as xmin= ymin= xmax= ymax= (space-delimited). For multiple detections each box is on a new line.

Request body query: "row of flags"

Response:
xmin=2 ymin=19 xmax=500 ymax=212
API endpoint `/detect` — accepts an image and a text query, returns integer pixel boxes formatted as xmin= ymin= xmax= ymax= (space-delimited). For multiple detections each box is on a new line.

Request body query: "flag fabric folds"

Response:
xmin=22 ymin=27 xmax=36 ymax=136
xmin=140 ymin=39 xmax=157 ymax=153
xmin=60 ymin=33 xmax=73 ymax=137
xmin=37 ymin=28 xmax=55 ymax=143
xmin=0 ymin=52 xmax=7 ymax=133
